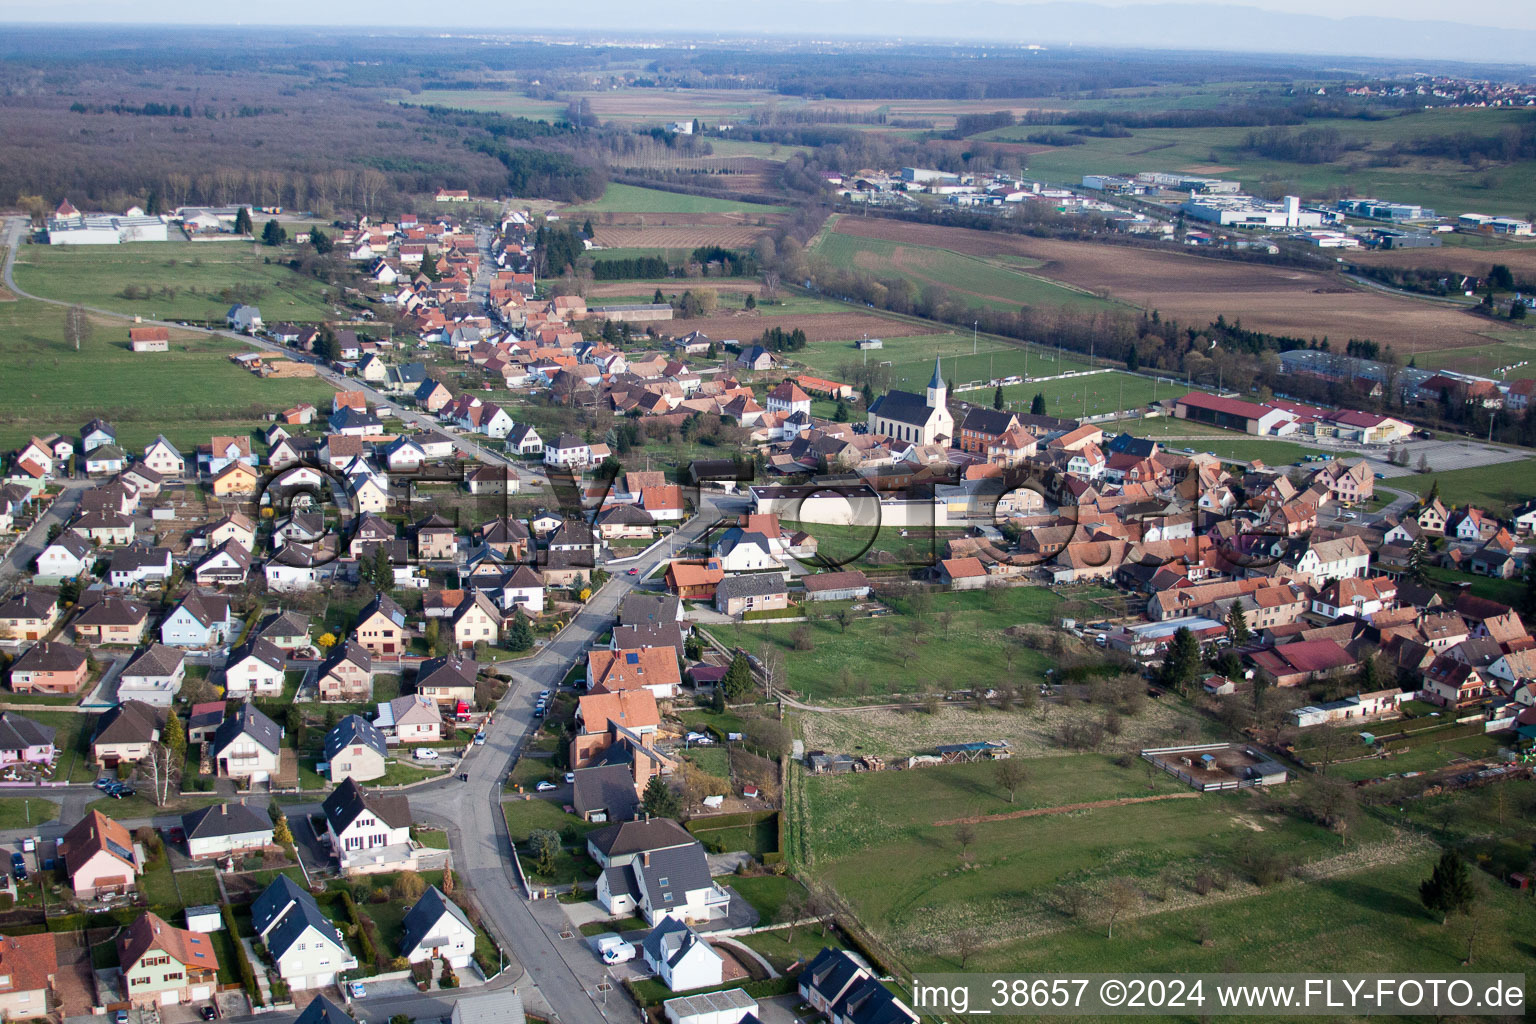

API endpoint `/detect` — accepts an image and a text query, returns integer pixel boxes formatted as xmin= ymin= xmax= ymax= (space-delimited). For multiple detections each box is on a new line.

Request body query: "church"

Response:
xmin=866 ymin=358 xmax=954 ymax=445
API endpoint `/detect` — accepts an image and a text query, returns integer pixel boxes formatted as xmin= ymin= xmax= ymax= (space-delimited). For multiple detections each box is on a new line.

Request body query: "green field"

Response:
xmin=792 ymin=332 xmax=1094 ymax=393
xmin=813 ymin=231 xmax=1120 ymax=314
xmin=0 ymin=797 xmax=59 ymax=829
xmin=715 ymin=586 xmax=1067 ymax=699
xmin=793 ymin=753 xmax=1472 ymax=975
xmin=1413 ymin=329 xmax=1536 ymax=377
xmin=570 ymin=183 xmax=788 ymax=215
xmin=13 ymin=241 xmax=339 ymax=322
xmin=0 ymin=297 xmax=335 ymax=451
xmin=996 ymin=370 xmax=1180 ymax=420
xmin=404 ymin=90 xmax=569 ymax=120
xmin=1398 ymin=459 xmax=1536 ymax=517
xmin=991 ymin=108 xmax=1536 ymax=218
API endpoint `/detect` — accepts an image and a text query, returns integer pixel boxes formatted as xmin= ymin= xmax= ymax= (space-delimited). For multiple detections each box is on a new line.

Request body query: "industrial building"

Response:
xmin=1458 ymin=213 xmax=1533 ymax=235
xmin=1081 ymin=174 xmax=1149 ymax=194
xmin=1180 ymin=194 xmax=1322 ymax=229
xmin=1135 ymin=171 xmax=1241 ymax=194
xmin=47 ymin=211 xmax=170 ymax=245
xmin=1336 ymin=198 xmax=1435 ymax=223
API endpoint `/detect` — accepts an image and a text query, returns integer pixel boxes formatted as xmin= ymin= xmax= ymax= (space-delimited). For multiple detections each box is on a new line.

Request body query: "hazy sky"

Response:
xmin=4 ymin=0 xmax=1533 ymax=34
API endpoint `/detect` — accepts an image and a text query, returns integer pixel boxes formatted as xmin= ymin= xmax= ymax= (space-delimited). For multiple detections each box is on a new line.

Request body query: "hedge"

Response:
xmin=741 ymin=608 xmax=800 ymax=622
xmin=338 ymin=890 xmax=382 ymax=973
xmin=684 ymin=810 xmax=776 ymax=832
xmin=221 ymin=903 xmax=262 ymax=1006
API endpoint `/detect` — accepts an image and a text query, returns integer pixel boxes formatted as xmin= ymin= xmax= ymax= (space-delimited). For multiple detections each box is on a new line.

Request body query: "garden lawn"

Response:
xmin=724 ymin=874 xmax=806 ymax=923
xmin=784 ymin=521 xmax=968 ymax=571
xmin=172 ymin=868 xmax=223 ymax=907
xmin=738 ymin=925 xmax=848 ymax=974
xmin=1421 ymin=566 xmax=1527 ymax=608
xmin=713 ymin=585 xmax=1067 ymax=699
xmin=502 ymin=798 xmax=600 ymax=845
xmin=12 ymin=241 xmax=338 ymax=322
xmin=0 ymin=798 xmax=59 ymax=829
xmin=28 ymin=710 xmax=97 ymax=783
xmin=87 ymin=794 xmax=222 ymax=819
xmin=0 ymin=297 xmax=335 ymax=452
xmin=1318 ymin=733 xmax=1505 ymax=783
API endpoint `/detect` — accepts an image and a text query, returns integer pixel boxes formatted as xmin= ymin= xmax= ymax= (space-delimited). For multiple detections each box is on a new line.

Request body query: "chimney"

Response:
xmin=642 ymin=851 xmax=650 ymax=868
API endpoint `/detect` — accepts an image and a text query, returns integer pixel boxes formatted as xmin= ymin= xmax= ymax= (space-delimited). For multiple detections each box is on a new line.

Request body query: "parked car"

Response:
xmin=535 ymin=781 xmax=557 ymax=792
xmin=10 ymin=853 xmax=26 ymax=881
xmin=538 ymin=689 xmax=552 ymax=701
xmin=414 ymin=749 xmax=438 ymax=761
xmin=626 ymin=568 xmax=638 ymax=575
xmin=474 ymin=732 xmax=486 ymax=745
xmin=113 ymin=1011 xmax=128 ymax=1024
xmin=348 ymin=982 xmax=367 ymax=999
xmin=200 ymin=1006 xmax=217 ymax=1020
xmin=564 ymin=772 xmax=576 ymax=784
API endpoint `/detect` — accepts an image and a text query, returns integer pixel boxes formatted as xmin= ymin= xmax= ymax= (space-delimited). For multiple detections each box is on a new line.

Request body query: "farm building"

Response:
xmin=800 ymin=570 xmax=872 ymax=602
xmin=935 ymin=740 xmax=1011 ymax=763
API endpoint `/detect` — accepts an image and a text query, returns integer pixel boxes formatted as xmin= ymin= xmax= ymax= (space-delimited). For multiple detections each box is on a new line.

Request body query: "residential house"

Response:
xmin=161 ymin=592 xmax=236 ymax=649
xmin=223 ymin=638 xmax=286 ymax=698
xmin=497 ymin=565 xmax=545 ymax=616
xmin=449 ymin=592 xmax=501 ymax=650
xmin=193 ymin=540 xmax=252 ymax=587
xmin=714 ymin=574 xmax=790 ymax=616
xmin=0 ymin=712 xmax=54 ymax=766
xmin=9 ymin=642 xmax=89 ymax=694
xmin=354 ymin=594 xmax=409 ymax=656
xmin=414 ymin=655 xmax=478 ymax=706
xmin=710 ymin=529 xmax=781 ymax=572
xmin=58 ymin=809 xmax=139 ymax=898
xmin=35 ymin=533 xmax=94 ymax=580
xmin=186 ymin=702 xmax=226 ymax=745
xmin=70 ymin=510 xmax=135 ymax=546
xmin=587 ymin=648 xmax=682 ymax=700
xmin=181 ymin=802 xmax=274 ymax=860
xmin=256 ymin=611 xmax=311 ymax=652
xmin=317 ymin=641 xmax=372 ymax=702
xmin=211 ymin=702 xmax=283 ymax=782
xmin=0 ymin=590 xmax=59 ymax=642
xmin=399 ymin=886 xmax=476 ymax=969
xmin=91 ymin=700 xmax=162 ymax=767
xmin=210 ymin=462 xmax=259 ymax=497
xmin=665 ymin=560 xmax=724 ymax=601
xmin=80 ymin=419 xmax=116 ymax=452
xmin=324 ymin=715 xmax=388 ymax=784
xmin=1293 ymin=535 xmax=1371 ymax=582
xmin=117 ymin=644 xmax=186 ymax=706
xmin=251 ymin=876 xmax=357 ymax=991
xmin=589 ymin=818 xmax=729 ymax=925
xmin=641 ymin=918 xmax=724 ymax=992
xmin=415 ymin=515 xmax=459 ymax=561
xmin=117 ymin=911 xmax=221 ymax=1007
xmin=378 ymin=694 xmax=442 ymax=742
xmin=321 ymin=778 xmax=413 ymax=873
xmin=207 ymin=513 xmax=257 ymax=551
xmin=0 ymin=933 xmax=58 ymax=1021
xmin=507 ymin=423 xmax=544 ymax=456
xmin=595 ymin=503 xmax=656 ymax=540
xmin=1250 ymin=639 xmax=1357 ymax=687
xmin=543 ymin=433 xmax=592 ymax=468
xmin=800 ymin=947 xmax=918 ymax=1024
xmin=1423 ymin=655 xmax=1488 ymax=708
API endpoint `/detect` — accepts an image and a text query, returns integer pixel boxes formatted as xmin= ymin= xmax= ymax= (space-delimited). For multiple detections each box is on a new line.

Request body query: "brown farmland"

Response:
xmin=831 ymin=217 xmax=1507 ymax=353
xmin=1352 ymin=244 xmax=1536 ymax=282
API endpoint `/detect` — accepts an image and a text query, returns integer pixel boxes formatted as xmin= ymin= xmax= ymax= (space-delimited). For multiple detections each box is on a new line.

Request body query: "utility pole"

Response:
xmin=973 ymin=320 xmax=978 ymax=355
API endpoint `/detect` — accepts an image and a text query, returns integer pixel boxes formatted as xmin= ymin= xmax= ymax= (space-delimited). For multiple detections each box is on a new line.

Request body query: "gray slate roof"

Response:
xmin=324 ymin=715 xmax=387 ymax=761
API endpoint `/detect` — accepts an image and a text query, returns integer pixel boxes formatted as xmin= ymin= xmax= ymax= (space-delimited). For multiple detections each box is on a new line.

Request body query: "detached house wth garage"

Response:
xmin=322 ymin=778 xmax=414 ymax=874
xmin=118 ymin=911 xmax=221 ymax=1008
xmin=589 ymin=817 xmax=729 ymax=926
xmin=252 ymin=876 xmax=357 ymax=992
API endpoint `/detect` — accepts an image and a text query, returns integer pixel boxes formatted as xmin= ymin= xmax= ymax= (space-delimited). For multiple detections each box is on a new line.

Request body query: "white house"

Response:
xmin=399 ymin=886 xmax=476 ymax=969
xmin=107 ymin=546 xmax=174 ymax=589
xmin=1293 ymin=535 xmax=1371 ymax=583
xmin=543 ymin=433 xmax=592 ymax=468
xmin=507 ymin=423 xmax=544 ymax=456
xmin=36 ymin=533 xmax=94 ymax=580
xmin=161 ymin=592 xmax=237 ymax=649
xmin=223 ymin=638 xmax=286 ymax=697
xmin=496 ymin=565 xmax=546 ymax=615
xmin=641 ymin=918 xmax=724 ymax=993
xmin=142 ymin=436 xmax=185 ymax=478
xmin=251 ymin=876 xmax=357 ymax=991
xmin=182 ymin=802 xmax=275 ymax=860
xmin=117 ymin=643 xmax=186 ymax=707
xmin=589 ymin=819 xmax=730 ymax=925
xmin=321 ymin=778 xmax=413 ymax=873
xmin=377 ymin=694 xmax=442 ymax=742
xmin=710 ymin=528 xmax=783 ymax=572
xmin=211 ymin=702 xmax=283 ymax=782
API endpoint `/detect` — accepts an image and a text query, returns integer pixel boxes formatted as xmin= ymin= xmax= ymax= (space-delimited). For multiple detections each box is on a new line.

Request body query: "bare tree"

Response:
xmin=775 ymin=886 xmax=808 ymax=943
xmin=138 ymin=744 xmax=181 ymax=808
xmin=1104 ymin=878 xmax=1139 ymax=939
xmin=954 ymin=822 xmax=976 ymax=859
xmin=950 ymin=927 xmax=983 ymax=969
xmin=64 ymin=305 xmax=90 ymax=352
xmin=995 ymin=758 xmax=1027 ymax=803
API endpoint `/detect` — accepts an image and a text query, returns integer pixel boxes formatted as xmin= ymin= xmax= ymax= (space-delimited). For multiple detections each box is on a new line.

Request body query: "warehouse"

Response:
xmin=1174 ymin=393 xmax=1298 ymax=436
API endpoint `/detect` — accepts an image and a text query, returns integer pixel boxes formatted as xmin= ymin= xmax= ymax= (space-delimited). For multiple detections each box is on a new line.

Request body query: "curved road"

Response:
xmin=2 ymin=216 xmax=741 ymax=1024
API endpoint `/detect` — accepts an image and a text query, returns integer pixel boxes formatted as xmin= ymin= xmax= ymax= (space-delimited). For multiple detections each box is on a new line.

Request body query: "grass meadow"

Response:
xmin=0 ymin=298 xmax=335 ymax=451
xmin=13 ymin=241 xmax=338 ymax=322
xmin=570 ymin=183 xmax=788 ymax=215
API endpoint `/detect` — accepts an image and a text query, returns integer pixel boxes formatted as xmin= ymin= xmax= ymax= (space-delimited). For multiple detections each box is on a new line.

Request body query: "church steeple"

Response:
xmin=926 ymin=357 xmax=946 ymax=410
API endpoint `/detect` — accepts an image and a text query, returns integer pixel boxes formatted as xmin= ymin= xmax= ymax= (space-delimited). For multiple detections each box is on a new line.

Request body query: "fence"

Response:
xmin=1140 ymin=743 xmax=1264 ymax=793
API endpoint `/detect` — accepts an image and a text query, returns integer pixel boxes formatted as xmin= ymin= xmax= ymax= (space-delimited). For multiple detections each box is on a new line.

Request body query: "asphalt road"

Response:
xmin=0 ymin=478 xmax=89 ymax=591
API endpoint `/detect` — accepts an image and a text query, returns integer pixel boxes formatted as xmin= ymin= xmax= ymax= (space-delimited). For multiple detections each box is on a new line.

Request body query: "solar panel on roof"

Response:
xmin=105 ymin=838 xmax=135 ymax=863
xmin=625 ymin=652 xmax=639 ymax=664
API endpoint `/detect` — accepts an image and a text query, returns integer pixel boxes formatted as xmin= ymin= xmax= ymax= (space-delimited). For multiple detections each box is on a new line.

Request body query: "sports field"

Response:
xmin=792 ymin=332 xmax=1094 ymax=390
xmin=0 ymin=297 xmax=334 ymax=451
xmin=12 ymin=241 xmax=337 ymax=322
xmin=813 ymin=227 xmax=1121 ymax=313
xmin=571 ymin=183 xmax=788 ymax=215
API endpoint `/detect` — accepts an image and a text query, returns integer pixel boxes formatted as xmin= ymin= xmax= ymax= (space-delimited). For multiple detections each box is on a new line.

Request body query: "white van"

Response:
xmin=592 ymin=933 xmax=636 ymax=965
